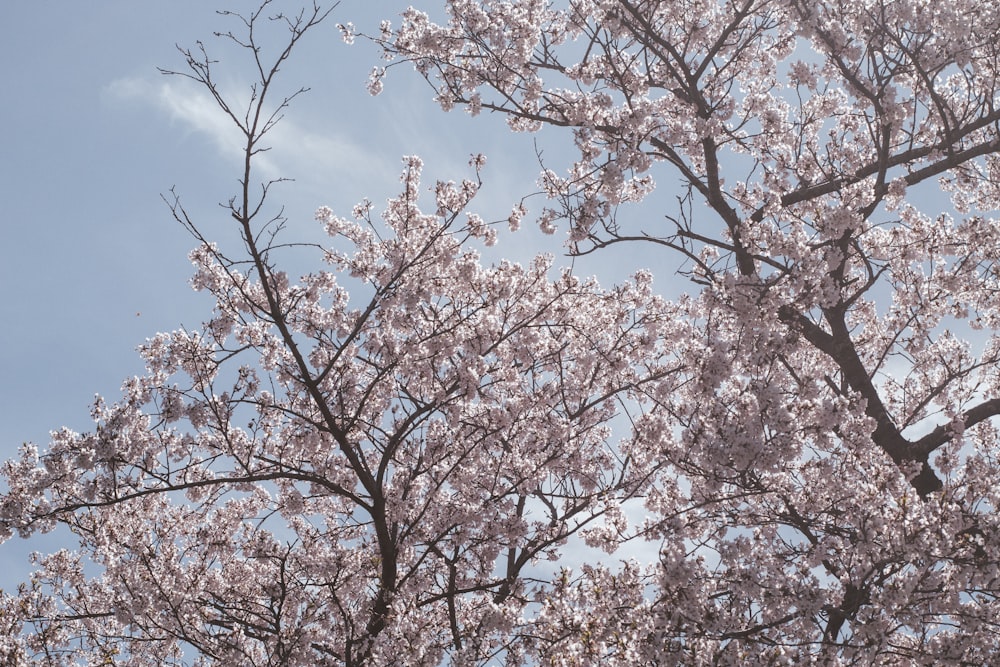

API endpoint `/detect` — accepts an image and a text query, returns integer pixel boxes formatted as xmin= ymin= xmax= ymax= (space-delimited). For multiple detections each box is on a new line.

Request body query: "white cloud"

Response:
xmin=104 ymin=75 xmax=394 ymax=199
xmin=106 ymin=76 xmax=247 ymax=163
xmin=267 ymin=117 xmax=396 ymax=195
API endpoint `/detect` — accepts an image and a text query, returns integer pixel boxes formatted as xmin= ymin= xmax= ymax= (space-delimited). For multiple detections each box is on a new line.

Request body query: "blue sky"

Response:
xmin=0 ymin=1 xmax=538 ymax=447
xmin=0 ymin=2 xmax=668 ymax=590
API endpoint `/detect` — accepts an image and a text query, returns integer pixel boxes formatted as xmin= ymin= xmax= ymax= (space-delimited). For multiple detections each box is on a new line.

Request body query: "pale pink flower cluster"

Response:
xmin=0 ymin=156 xmax=690 ymax=664
xmin=9 ymin=0 xmax=1000 ymax=663
xmin=373 ymin=0 xmax=1000 ymax=662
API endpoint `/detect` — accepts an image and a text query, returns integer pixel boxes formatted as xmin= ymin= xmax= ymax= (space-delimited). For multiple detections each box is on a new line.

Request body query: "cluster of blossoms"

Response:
xmin=8 ymin=0 xmax=1000 ymax=664
xmin=0 ymin=154 xmax=691 ymax=665
xmin=381 ymin=0 xmax=1000 ymax=663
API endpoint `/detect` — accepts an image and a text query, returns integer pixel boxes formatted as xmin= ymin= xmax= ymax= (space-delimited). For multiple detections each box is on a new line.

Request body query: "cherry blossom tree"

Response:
xmin=0 ymin=3 xmax=681 ymax=665
xmin=370 ymin=0 xmax=1000 ymax=663
xmin=8 ymin=0 xmax=1000 ymax=664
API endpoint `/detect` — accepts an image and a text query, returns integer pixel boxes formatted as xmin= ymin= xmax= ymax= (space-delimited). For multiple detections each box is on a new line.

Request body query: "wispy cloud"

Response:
xmin=104 ymin=76 xmax=394 ymax=199
xmin=106 ymin=76 xmax=249 ymax=163
xmin=268 ymin=116 xmax=396 ymax=194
